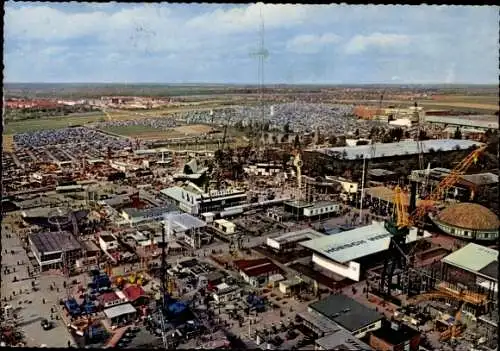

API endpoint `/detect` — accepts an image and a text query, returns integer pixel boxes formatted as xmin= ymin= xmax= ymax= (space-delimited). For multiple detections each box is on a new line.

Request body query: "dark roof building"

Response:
xmin=233 ymin=258 xmax=282 ymax=287
xmin=29 ymin=231 xmax=82 ymax=255
xmin=369 ymin=320 xmax=420 ymax=351
xmin=123 ymin=285 xmax=148 ymax=306
xmin=29 ymin=231 xmax=83 ymax=271
xmin=309 ymin=294 xmax=384 ymax=338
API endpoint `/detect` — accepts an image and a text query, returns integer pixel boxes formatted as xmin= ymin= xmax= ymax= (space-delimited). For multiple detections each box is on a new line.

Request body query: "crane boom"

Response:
xmin=391 ymin=144 xmax=486 ymax=231
xmin=411 ymin=145 xmax=487 ymax=223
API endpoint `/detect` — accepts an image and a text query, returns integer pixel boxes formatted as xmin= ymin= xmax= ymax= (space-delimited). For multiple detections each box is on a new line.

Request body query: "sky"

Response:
xmin=4 ymin=3 xmax=499 ymax=84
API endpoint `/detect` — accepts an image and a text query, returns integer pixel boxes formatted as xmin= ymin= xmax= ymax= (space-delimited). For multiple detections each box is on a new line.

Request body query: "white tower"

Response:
xmin=293 ymin=153 xmax=303 ymax=201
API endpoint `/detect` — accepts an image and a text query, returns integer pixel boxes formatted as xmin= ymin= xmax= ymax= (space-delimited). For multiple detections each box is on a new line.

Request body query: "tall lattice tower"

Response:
xmin=250 ymin=7 xmax=269 ymax=153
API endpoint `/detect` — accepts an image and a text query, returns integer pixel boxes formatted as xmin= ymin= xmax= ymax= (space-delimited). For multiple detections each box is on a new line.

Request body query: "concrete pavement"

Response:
xmin=1 ymin=225 xmax=76 ymax=348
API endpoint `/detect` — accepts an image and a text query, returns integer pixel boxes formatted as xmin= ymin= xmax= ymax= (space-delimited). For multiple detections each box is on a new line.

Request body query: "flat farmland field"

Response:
xmin=337 ymin=94 xmax=499 ymax=113
xmin=2 ymin=104 xmax=234 ymax=135
xmin=174 ymin=124 xmax=214 ymax=135
xmin=98 ymin=125 xmax=161 ymax=136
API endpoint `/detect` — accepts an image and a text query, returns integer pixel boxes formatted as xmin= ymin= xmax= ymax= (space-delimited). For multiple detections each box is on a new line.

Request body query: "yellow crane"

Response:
xmin=392 ymin=144 xmax=487 ymax=230
xmin=382 ymin=145 xmax=488 ymax=295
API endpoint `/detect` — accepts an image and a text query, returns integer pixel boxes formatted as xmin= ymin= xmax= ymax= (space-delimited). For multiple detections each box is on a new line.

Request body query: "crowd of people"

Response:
xmin=184 ymin=103 xmax=385 ymax=137
xmin=94 ymin=117 xmax=178 ymax=131
xmin=14 ymin=127 xmax=130 ymax=151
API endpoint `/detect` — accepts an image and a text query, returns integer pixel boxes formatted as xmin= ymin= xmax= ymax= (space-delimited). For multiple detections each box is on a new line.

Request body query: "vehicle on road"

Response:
xmin=41 ymin=319 xmax=53 ymax=331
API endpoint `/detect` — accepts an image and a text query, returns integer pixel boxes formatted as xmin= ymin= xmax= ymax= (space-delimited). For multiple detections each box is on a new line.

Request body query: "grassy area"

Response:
xmin=3 ymin=115 xmax=106 ymax=134
xmin=1 ymin=104 xmax=236 ymax=135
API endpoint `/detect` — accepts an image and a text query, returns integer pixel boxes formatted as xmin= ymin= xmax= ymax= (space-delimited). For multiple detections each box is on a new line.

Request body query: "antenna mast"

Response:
xmin=251 ymin=6 xmax=269 ymax=153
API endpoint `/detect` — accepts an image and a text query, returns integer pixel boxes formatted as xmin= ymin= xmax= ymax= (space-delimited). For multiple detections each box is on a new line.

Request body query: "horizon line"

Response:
xmin=4 ymin=82 xmax=498 ymax=86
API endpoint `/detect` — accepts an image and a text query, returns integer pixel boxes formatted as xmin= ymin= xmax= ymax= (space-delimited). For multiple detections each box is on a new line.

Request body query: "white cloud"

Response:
xmin=345 ymin=33 xmax=411 ymax=54
xmin=5 ymin=6 xmax=108 ymax=40
xmin=286 ymin=33 xmax=341 ymax=54
xmin=5 ymin=5 xmax=174 ymax=43
xmin=185 ymin=3 xmax=325 ymax=34
xmin=3 ymin=4 xmax=498 ymax=84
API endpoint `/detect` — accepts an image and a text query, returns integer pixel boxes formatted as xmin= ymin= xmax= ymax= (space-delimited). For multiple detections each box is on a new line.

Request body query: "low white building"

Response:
xmin=303 ymin=201 xmax=340 ymax=218
xmin=121 ymin=206 xmax=176 ymax=225
xmin=104 ymin=303 xmax=137 ymax=326
xmin=213 ymin=219 xmax=236 ymax=235
xmin=244 ymin=163 xmax=282 ymax=177
xmin=160 ymin=182 xmax=247 ymax=215
xmin=98 ymin=233 xmax=119 ymax=252
xmin=212 ymin=283 xmax=240 ymax=303
xmin=441 ymin=243 xmax=498 ymax=294
xmin=300 ymin=221 xmax=431 ymax=281
xmin=267 ymin=229 xmax=325 ymax=252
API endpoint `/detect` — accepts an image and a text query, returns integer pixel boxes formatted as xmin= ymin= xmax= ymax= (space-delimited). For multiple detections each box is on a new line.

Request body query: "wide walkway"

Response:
xmin=1 ymin=222 xmax=76 ymax=348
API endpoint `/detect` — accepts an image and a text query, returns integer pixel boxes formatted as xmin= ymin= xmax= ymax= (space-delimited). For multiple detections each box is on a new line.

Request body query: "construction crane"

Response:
xmin=214 ymin=119 xmax=231 ymax=188
xmin=380 ymin=145 xmax=487 ymax=296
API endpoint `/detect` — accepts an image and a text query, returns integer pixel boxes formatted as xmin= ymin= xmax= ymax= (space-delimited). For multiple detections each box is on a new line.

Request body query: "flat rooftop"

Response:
xmin=30 ymin=231 xmax=82 ymax=254
xmin=284 ymin=200 xmax=313 ymax=208
xmin=165 ymin=212 xmax=206 ymax=231
xmin=214 ymin=219 xmax=235 ymax=227
xmin=371 ymin=320 xmax=420 ymax=346
xmin=442 ymin=243 xmax=498 ymax=281
xmin=269 ymin=228 xmax=325 ymax=245
xmin=316 ymin=329 xmax=372 ymax=350
xmin=309 ymin=294 xmax=384 ymax=332
xmin=365 ymin=186 xmax=424 ymax=207
xmin=425 ymin=115 xmax=498 ymax=129
xmin=309 ymin=201 xmax=339 ymax=209
xmin=297 ymin=310 xmax=341 ymax=335
xmin=100 ymin=234 xmax=116 ymax=243
xmin=312 ymin=139 xmax=483 ymax=160
xmin=300 ymin=221 xmax=431 ymax=264
xmin=369 ymin=168 xmax=396 ymax=177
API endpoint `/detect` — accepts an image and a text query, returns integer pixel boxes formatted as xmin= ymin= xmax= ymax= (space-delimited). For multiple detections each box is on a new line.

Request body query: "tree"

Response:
xmin=329 ymin=135 xmax=338 ymax=146
xmin=453 ymin=127 xmax=462 ymax=140
xmin=293 ymin=135 xmax=301 ymax=150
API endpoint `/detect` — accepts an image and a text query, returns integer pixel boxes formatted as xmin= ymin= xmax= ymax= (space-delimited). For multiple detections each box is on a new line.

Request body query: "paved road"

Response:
xmin=1 ymin=224 xmax=76 ymax=348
